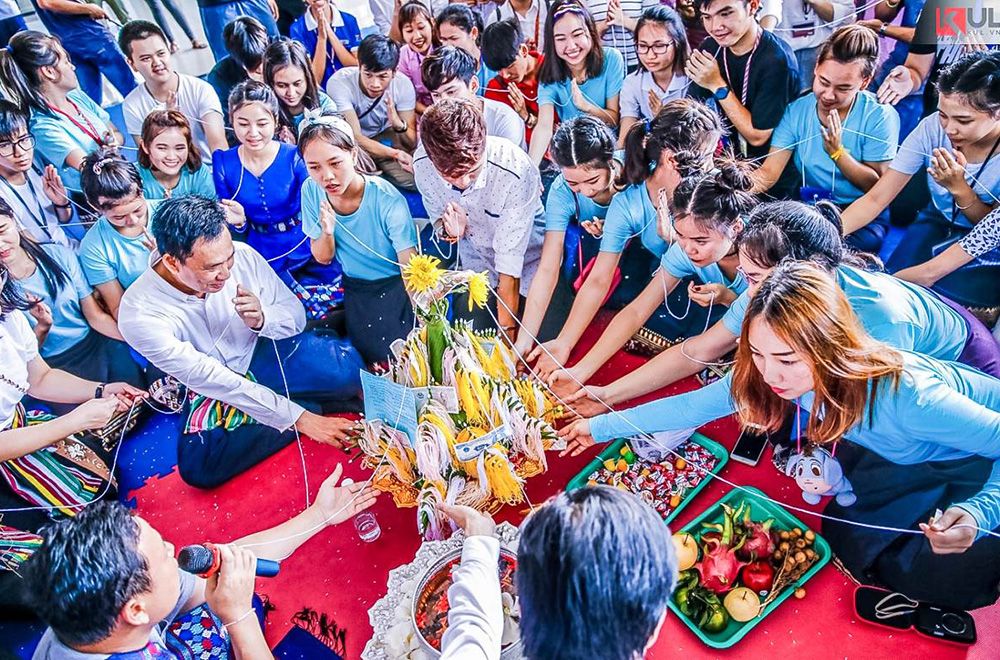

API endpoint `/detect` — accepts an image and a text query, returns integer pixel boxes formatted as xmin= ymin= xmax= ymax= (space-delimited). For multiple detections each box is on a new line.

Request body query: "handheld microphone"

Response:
xmin=177 ymin=543 xmax=280 ymax=578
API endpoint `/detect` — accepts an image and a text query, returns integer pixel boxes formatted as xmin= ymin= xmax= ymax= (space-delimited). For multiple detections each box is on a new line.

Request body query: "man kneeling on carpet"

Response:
xmin=118 ymin=196 xmax=365 ymax=489
xmin=436 ymin=486 xmax=678 ymax=659
xmin=24 ymin=464 xmax=378 ymax=659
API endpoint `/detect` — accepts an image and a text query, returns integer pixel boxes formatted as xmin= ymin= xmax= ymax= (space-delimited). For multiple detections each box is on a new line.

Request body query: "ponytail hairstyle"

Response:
xmin=539 ymin=0 xmax=604 ymax=85
xmin=80 ymin=148 xmax=144 ymax=211
xmin=633 ymin=5 xmax=690 ymax=76
xmin=618 ymin=98 xmax=722 ymax=186
xmin=731 ymin=260 xmax=904 ymax=444
xmin=138 ymin=109 xmax=202 ymax=173
xmin=815 ymin=23 xmax=880 ymax=81
xmin=549 ymin=115 xmax=616 ymax=172
xmin=681 ymin=159 xmax=756 ymax=234
xmin=0 ymin=31 xmax=64 ymax=115
xmin=735 ymin=200 xmax=875 ymax=273
xmin=938 ymin=50 xmax=1000 ymax=117
xmin=263 ymin=38 xmax=322 ymax=131
xmin=297 ymin=112 xmax=377 ymax=174
xmin=0 ymin=198 xmax=32 ymax=318
xmin=228 ymin=79 xmax=281 ymax=123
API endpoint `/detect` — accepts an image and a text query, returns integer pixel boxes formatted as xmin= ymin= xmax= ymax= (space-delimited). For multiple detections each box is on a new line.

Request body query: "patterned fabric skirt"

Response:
xmin=0 ymin=404 xmax=116 ymax=572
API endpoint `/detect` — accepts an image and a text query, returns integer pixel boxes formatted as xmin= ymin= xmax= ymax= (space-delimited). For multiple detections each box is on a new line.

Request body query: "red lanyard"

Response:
xmin=722 ymin=29 xmax=761 ymax=108
xmin=47 ymin=100 xmax=105 ymax=146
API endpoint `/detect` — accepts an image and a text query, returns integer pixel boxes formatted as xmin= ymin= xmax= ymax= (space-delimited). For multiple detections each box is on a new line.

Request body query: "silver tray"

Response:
xmin=362 ymin=522 xmax=523 ymax=660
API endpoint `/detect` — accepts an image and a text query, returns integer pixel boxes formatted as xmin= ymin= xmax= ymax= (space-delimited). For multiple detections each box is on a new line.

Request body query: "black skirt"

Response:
xmin=342 ymin=273 xmax=414 ymax=365
xmin=823 ymin=444 xmax=1000 ymax=610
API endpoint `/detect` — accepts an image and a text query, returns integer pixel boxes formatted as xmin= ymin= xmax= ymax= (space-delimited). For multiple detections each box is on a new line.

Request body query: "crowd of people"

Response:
xmin=0 ymin=0 xmax=999 ymax=658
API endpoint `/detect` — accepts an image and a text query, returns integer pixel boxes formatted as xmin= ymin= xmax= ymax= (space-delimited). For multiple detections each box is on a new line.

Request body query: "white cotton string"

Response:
xmin=486 ymin=283 xmax=1000 ymax=541
xmin=272 ymin=338 xmax=311 ymax=508
xmin=772 ymin=0 xmax=887 ymax=34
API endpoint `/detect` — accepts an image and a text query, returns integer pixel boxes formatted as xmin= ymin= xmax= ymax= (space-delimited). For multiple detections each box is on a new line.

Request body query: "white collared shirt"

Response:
xmin=118 ymin=243 xmax=307 ymax=430
xmin=493 ymin=0 xmax=547 ymax=51
xmin=414 ymin=136 xmax=544 ymax=296
xmin=440 ymin=536 xmax=504 ymax=660
xmin=483 ymin=98 xmax=526 ymax=151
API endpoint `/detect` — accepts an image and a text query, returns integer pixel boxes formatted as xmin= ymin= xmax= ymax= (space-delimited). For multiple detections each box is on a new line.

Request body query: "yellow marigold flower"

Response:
xmin=468 ymin=271 xmax=490 ymax=311
xmin=403 ymin=255 xmax=443 ymax=293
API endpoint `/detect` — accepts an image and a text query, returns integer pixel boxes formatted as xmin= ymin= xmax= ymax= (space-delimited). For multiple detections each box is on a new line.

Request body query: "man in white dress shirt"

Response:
xmin=421 ymin=46 xmax=527 ymax=151
xmin=437 ymin=486 xmax=679 ymax=659
xmin=118 ymin=196 xmax=364 ymax=489
xmin=414 ymin=99 xmax=544 ymax=342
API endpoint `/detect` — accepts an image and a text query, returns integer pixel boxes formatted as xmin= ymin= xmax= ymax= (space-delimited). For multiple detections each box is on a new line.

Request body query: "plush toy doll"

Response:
xmin=785 ymin=445 xmax=857 ymax=506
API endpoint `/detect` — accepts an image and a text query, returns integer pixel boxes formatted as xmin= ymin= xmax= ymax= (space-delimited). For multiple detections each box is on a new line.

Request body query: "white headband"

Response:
xmin=298 ymin=108 xmax=355 ymax=145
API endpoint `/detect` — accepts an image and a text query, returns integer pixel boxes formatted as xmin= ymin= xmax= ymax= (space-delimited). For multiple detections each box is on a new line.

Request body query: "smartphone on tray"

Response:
xmin=730 ymin=427 xmax=770 ymax=466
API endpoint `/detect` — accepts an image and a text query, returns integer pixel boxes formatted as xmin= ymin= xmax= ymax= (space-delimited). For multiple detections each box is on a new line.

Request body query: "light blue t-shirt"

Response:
xmin=544 ymin=175 xmax=612 ymax=232
xmin=600 ymin=182 xmax=669 ymax=257
xmin=659 ymin=243 xmax=748 ymax=295
xmin=890 ymin=112 xmax=1000 ymax=229
xmin=537 ymin=47 xmax=625 ymax=122
xmin=300 ymin=175 xmax=417 ymax=280
xmin=78 ymin=200 xmax=160 ymax=289
xmin=772 ymin=91 xmax=899 ymax=206
xmin=589 ymin=352 xmax=1000 ymax=538
xmin=30 ymin=89 xmax=115 ymax=191
xmin=720 ymin=266 xmax=968 ymax=361
xmin=138 ymin=165 xmax=216 ymax=201
xmin=20 ymin=243 xmax=92 ymax=358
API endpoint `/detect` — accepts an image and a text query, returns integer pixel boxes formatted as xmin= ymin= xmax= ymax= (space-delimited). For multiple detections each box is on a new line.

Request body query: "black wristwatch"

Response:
xmin=95 ymin=382 xmax=107 ymax=399
xmin=392 ymin=122 xmax=408 ymax=133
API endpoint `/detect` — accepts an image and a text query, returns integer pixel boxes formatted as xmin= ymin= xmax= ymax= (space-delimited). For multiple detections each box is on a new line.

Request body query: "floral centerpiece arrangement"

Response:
xmin=355 ymin=256 xmax=562 ymax=539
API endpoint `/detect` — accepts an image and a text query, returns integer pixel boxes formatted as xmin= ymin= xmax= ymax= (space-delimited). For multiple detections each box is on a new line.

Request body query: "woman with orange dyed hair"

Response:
xmin=561 ymin=259 xmax=1000 ymax=610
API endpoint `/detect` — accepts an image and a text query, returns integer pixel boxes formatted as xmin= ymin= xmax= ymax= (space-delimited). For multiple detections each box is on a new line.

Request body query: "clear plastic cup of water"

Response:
xmin=342 ymin=479 xmax=381 ymax=542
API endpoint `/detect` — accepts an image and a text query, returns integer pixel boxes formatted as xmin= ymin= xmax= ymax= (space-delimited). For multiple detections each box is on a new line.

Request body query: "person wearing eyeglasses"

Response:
xmin=617 ymin=6 xmax=691 ymax=148
xmin=0 ymin=101 xmax=78 ymax=251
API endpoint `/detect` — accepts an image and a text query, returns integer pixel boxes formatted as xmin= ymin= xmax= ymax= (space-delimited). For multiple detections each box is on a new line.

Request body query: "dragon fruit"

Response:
xmin=737 ymin=518 xmax=776 ymax=562
xmin=696 ymin=537 xmax=744 ymax=594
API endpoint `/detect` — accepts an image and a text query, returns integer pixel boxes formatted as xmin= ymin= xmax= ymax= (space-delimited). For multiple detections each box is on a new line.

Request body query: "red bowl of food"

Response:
xmin=411 ymin=547 xmax=521 ymax=657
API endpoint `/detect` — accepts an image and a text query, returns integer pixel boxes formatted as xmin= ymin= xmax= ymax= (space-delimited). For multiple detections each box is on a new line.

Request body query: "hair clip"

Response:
xmin=5 ymin=44 xmax=13 ymax=55
xmin=552 ymin=3 xmax=585 ymax=20
xmin=643 ymin=118 xmax=652 ymax=132
xmin=92 ymin=157 xmax=115 ymax=175
xmin=298 ymin=108 xmax=355 ymax=144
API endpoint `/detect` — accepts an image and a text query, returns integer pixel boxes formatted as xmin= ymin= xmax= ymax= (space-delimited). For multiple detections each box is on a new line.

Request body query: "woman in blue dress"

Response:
xmin=212 ymin=81 xmax=337 ymax=287
xmin=562 ymin=259 xmax=1000 ymax=610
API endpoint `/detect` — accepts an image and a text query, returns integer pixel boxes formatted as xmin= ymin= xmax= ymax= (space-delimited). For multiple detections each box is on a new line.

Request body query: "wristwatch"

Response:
xmin=95 ymin=382 xmax=107 ymax=399
xmin=879 ymin=22 xmax=888 ymax=37
xmin=713 ymin=86 xmax=730 ymax=102
xmin=393 ymin=121 xmax=408 ymax=133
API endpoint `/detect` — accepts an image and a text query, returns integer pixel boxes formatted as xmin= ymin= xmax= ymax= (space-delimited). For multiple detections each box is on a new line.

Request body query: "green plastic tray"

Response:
xmin=667 ymin=486 xmax=832 ymax=649
xmin=565 ymin=432 xmax=728 ymax=526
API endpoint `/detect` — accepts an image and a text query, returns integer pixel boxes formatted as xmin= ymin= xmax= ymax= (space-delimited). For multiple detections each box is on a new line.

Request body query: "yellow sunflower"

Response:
xmin=467 ymin=271 xmax=490 ymax=311
xmin=403 ymin=255 xmax=443 ymax=293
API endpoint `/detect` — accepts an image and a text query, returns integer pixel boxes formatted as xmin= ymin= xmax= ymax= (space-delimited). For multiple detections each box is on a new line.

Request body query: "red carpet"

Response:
xmin=127 ymin=315 xmax=1000 ymax=659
